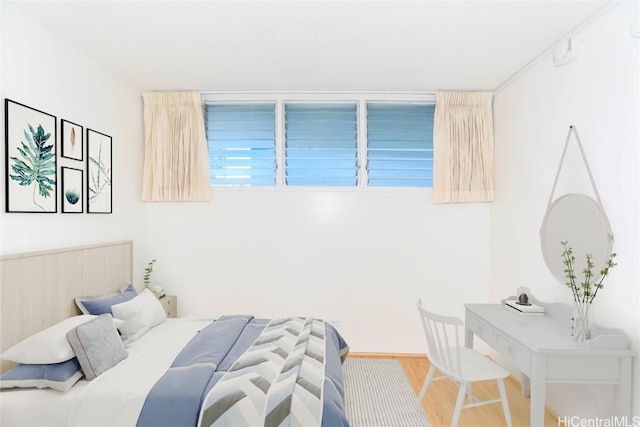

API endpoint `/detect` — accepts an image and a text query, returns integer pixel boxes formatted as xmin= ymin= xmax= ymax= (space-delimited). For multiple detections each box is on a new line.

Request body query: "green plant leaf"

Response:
xmin=88 ymin=142 xmax=111 ymax=203
xmin=9 ymin=123 xmax=56 ymax=202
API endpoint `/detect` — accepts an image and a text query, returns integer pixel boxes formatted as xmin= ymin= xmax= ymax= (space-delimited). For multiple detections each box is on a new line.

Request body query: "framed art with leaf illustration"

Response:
xmin=86 ymin=128 xmax=112 ymax=214
xmin=61 ymin=119 xmax=83 ymax=161
xmin=61 ymin=167 xmax=83 ymax=213
xmin=4 ymin=99 xmax=57 ymax=213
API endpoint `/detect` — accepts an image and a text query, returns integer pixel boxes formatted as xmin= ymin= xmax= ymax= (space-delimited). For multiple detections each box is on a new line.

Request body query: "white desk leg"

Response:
xmin=620 ymin=356 xmax=632 ymax=419
xmin=530 ymin=355 xmax=546 ymax=427
xmin=521 ymin=374 xmax=530 ymax=398
xmin=465 ymin=327 xmax=474 ymax=348
xmin=463 ymin=327 xmax=475 ymax=402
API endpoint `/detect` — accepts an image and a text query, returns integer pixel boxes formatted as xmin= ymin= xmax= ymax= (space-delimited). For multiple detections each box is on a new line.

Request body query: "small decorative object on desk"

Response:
xmin=143 ymin=258 xmax=156 ymax=289
xmin=561 ymin=241 xmax=617 ymax=342
xmin=505 ymin=298 xmax=544 ymax=315
xmin=517 ymin=293 xmax=530 ymax=305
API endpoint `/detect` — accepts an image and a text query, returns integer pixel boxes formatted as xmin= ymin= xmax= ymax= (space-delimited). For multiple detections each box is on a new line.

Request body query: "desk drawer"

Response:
xmin=494 ymin=332 xmax=530 ymax=373
xmin=466 ymin=312 xmax=494 ymax=345
xmin=546 ymin=355 xmax=620 ymax=382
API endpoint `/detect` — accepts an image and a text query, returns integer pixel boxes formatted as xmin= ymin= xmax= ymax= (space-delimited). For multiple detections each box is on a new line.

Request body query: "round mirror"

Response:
xmin=540 ymin=193 xmax=613 ymax=283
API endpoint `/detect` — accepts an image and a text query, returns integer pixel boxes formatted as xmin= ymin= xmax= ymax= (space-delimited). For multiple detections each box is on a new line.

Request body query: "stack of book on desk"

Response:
xmin=504 ymin=299 xmax=545 ymax=315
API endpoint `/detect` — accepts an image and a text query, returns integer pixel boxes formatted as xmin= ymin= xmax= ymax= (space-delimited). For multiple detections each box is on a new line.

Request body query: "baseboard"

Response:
xmin=347 ymin=352 xmax=427 ymax=359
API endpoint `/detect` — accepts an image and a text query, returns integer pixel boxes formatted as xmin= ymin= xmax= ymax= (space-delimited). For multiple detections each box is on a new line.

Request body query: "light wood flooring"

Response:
xmin=348 ymin=353 xmax=557 ymax=427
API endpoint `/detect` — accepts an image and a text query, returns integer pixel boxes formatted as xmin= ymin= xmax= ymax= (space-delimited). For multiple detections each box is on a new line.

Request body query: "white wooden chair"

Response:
xmin=416 ymin=299 xmax=512 ymax=427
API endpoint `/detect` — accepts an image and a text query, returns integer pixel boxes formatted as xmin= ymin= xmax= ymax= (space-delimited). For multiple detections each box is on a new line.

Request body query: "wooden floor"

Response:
xmin=348 ymin=353 xmax=557 ymax=427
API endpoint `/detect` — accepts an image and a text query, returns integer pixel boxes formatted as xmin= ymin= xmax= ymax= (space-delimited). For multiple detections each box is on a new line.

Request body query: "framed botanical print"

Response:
xmin=61 ymin=119 xmax=83 ymax=161
xmin=61 ymin=167 xmax=83 ymax=213
xmin=86 ymin=128 xmax=112 ymax=213
xmin=5 ymin=99 xmax=57 ymax=213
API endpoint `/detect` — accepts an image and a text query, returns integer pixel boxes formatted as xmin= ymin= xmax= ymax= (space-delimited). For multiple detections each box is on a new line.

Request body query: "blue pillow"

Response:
xmin=0 ymin=358 xmax=83 ymax=392
xmin=75 ymin=284 xmax=137 ymax=315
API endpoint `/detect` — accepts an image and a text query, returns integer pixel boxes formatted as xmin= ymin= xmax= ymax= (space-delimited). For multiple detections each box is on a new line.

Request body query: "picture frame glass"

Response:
xmin=5 ymin=99 xmax=57 ymax=213
xmin=86 ymin=129 xmax=112 ymax=213
xmin=61 ymin=167 xmax=83 ymax=213
xmin=61 ymin=120 xmax=83 ymax=161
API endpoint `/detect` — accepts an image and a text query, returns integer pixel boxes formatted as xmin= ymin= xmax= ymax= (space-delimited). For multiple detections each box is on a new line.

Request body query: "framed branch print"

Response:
xmin=5 ymin=99 xmax=57 ymax=213
xmin=61 ymin=119 xmax=83 ymax=161
xmin=86 ymin=129 xmax=112 ymax=213
xmin=61 ymin=167 xmax=83 ymax=213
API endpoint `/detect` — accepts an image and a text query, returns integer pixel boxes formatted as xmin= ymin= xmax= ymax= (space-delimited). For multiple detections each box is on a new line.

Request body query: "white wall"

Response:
xmin=0 ymin=2 xmax=492 ymax=354
xmin=492 ymin=1 xmax=639 ymax=418
xmin=0 ymin=5 xmax=146 ymax=273
xmin=144 ymin=189 xmax=490 ymax=353
xmin=6 ymin=0 xmax=637 ymax=418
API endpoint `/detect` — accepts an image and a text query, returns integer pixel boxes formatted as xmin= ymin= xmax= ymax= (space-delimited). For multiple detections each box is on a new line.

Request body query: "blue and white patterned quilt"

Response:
xmin=136 ymin=315 xmax=349 ymax=427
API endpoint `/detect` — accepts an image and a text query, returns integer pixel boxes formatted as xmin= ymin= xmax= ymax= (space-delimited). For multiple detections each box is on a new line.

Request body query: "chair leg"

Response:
xmin=497 ymin=378 xmax=512 ymax=427
xmin=417 ymin=364 xmax=436 ymax=403
xmin=466 ymin=383 xmax=474 ymax=403
xmin=451 ymin=381 xmax=468 ymax=427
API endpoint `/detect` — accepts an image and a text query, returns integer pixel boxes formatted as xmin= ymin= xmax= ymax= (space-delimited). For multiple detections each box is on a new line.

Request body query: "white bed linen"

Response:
xmin=0 ymin=318 xmax=212 ymax=427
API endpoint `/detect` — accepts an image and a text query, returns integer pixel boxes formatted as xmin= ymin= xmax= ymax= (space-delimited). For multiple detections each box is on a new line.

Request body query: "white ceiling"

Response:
xmin=5 ymin=0 xmax=610 ymax=92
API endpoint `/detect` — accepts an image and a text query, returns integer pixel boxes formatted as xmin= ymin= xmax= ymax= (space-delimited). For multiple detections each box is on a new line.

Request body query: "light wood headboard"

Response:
xmin=0 ymin=240 xmax=133 ymax=373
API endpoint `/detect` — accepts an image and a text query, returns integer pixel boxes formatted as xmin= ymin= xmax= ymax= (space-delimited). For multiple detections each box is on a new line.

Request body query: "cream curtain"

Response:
xmin=142 ymin=92 xmax=211 ymax=201
xmin=432 ymin=91 xmax=494 ymax=204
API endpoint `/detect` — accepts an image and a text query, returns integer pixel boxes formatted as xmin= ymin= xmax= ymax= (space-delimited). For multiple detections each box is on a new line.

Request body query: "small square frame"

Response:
xmin=61 ymin=167 xmax=83 ymax=213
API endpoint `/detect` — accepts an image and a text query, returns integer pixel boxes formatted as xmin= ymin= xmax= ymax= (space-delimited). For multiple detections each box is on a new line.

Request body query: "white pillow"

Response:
xmin=112 ymin=289 xmax=166 ymax=343
xmin=1 ymin=315 xmax=100 ymax=364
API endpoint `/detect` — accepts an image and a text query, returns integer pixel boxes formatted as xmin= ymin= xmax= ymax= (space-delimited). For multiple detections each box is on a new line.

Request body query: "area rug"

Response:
xmin=343 ymin=358 xmax=431 ymax=427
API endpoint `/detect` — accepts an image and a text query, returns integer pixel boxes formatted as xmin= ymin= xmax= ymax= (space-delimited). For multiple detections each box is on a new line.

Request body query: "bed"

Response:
xmin=0 ymin=241 xmax=350 ymax=427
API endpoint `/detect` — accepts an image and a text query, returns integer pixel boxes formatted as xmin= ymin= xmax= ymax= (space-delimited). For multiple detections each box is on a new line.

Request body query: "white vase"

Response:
xmin=571 ymin=301 xmax=593 ymax=342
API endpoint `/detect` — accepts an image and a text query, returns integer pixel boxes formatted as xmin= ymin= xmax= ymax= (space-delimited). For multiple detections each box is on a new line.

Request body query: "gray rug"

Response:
xmin=343 ymin=358 xmax=431 ymax=427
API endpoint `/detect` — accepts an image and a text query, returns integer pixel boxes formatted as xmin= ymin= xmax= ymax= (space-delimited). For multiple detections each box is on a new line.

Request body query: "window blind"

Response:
xmin=206 ymin=104 xmax=276 ymax=186
xmin=285 ymin=103 xmax=358 ymax=186
xmin=367 ymin=104 xmax=434 ymax=187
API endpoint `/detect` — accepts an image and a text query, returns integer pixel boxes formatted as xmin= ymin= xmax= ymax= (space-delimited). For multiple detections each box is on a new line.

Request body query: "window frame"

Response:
xmin=202 ymin=92 xmax=436 ymax=189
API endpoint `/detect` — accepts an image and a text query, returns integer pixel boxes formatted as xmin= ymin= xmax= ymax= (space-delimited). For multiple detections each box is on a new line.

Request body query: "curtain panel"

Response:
xmin=142 ymin=92 xmax=211 ymax=202
xmin=433 ymin=91 xmax=494 ymax=204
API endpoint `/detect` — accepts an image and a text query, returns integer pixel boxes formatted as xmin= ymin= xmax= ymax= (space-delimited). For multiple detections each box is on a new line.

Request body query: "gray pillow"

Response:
xmin=66 ymin=314 xmax=128 ymax=381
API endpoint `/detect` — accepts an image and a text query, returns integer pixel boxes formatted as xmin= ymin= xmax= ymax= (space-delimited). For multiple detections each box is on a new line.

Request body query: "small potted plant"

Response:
xmin=143 ymin=259 xmax=156 ymax=289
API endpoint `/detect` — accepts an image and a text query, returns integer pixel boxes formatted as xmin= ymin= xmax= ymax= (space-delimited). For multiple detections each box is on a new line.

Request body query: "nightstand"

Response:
xmin=158 ymin=295 xmax=177 ymax=318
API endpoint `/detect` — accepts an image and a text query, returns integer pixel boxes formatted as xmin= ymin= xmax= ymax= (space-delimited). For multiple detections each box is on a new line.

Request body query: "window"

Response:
xmin=366 ymin=104 xmax=434 ymax=187
xmin=205 ymin=104 xmax=276 ymax=186
xmin=204 ymin=95 xmax=434 ymax=188
xmin=285 ymin=103 xmax=358 ymax=186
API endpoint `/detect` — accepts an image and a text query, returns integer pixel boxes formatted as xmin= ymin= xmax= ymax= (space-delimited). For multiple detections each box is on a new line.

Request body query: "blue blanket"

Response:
xmin=137 ymin=315 xmax=349 ymax=427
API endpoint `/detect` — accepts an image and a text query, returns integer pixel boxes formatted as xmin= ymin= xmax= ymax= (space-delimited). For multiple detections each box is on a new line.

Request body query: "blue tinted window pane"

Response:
xmin=287 ymin=159 xmax=357 ymax=169
xmin=285 ymin=103 xmax=357 ymax=186
xmin=286 ymin=178 xmax=356 ymax=186
xmin=367 ymin=150 xmax=432 ymax=160
xmin=368 ymin=159 xmax=433 ymax=170
xmin=206 ymin=104 xmax=276 ymax=186
xmin=367 ymin=103 xmax=434 ymax=187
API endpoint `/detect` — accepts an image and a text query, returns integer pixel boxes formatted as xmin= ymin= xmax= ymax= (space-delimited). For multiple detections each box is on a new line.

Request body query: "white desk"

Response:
xmin=465 ymin=303 xmax=634 ymax=426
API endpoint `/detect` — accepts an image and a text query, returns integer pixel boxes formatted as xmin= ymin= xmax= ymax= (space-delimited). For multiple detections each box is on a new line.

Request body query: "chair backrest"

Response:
xmin=417 ymin=299 xmax=464 ymax=377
